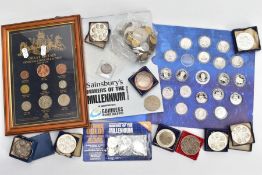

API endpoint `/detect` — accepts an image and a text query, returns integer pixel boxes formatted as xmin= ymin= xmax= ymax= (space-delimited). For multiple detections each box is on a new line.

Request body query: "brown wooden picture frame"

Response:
xmin=2 ymin=15 xmax=89 ymax=135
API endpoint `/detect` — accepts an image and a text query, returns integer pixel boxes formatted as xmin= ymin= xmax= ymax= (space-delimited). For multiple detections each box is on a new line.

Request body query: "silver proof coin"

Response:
xmin=196 ymin=92 xmax=208 ymax=104
xmin=181 ymin=54 xmax=194 ymax=67
xmin=218 ymin=73 xmax=230 ymax=86
xmin=194 ymin=108 xmax=208 ymax=121
xmin=175 ymin=102 xmax=188 ymax=115
xmin=195 ymin=70 xmax=210 ymax=85
xmin=230 ymin=92 xmax=242 ymax=105
xmin=176 ymin=69 xmax=188 ymax=82
xmin=100 ymin=63 xmax=113 ymax=74
xmin=144 ymin=95 xmax=161 ymax=111
xmin=231 ymin=124 xmax=252 ymax=145
xmin=160 ymin=68 xmax=172 ymax=80
xmin=164 ymin=50 xmax=177 ymax=62
xmin=217 ymin=40 xmax=230 ymax=53
xmin=231 ymin=56 xmax=244 ymax=68
xmin=59 ymin=80 xmax=67 ymax=89
xmin=156 ymin=129 xmax=176 ymax=148
xmin=208 ymin=132 xmax=228 ymax=151
xmin=21 ymin=101 xmax=32 ymax=112
xmin=41 ymin=83 xmax=48 ymax=91
xmin=58 ymin=94 xmax=71 ymax=107
xmin=214 ymin=106 xmax=228 ymax=120
xmin=180 ymin=85 xmax=192 ymax=98
xmin=235 ymin=74 xmax=246 ymax=87
xmin=236 ymin=32 xmax=255 ymax=51
xmin=56 ymin=134 xmax=77 ymax=154
xmin=89 ymin=23 xmax=109 ymax=42
xmin=198 ymin=51 xmax=210 ymax=64
xmin=212 ymin=88 xmax=224 ymax=101
xmin=213 ymin=57 xmax=226 ymax=69
xmin=180 ymin=37 xmax=192 ymax=50
xmin=162 ymin=87 xmax=174 ymax=100
xmin=38 ymin=95 xmax=52 ymax=109
xmin=198 ymin=36 xmax=211 ymax=48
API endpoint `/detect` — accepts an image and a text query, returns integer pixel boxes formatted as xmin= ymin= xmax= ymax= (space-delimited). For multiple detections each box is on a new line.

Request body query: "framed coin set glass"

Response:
xmin=2 ymin=15 xmax=88 ymax=135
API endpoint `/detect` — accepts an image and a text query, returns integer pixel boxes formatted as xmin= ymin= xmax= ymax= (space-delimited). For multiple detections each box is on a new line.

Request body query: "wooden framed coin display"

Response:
xmin=2 ymin=15 xmax=88 ymax=135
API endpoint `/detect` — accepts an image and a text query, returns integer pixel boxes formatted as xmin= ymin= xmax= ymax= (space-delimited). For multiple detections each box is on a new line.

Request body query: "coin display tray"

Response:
xmin=146 ymin=24 xmax=255 ymax=129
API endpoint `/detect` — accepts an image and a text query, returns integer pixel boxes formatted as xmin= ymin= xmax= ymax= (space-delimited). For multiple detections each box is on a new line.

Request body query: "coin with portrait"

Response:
xmin=37 ymin=64 xmax=50 ymax=78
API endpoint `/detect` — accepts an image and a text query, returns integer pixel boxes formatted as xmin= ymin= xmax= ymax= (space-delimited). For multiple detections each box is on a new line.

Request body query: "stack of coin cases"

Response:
xmin=54 ymin=131 xmax=83 ymax=158
xmin=153 ymin=124 xmax=204 ymax=160
xmin=9 ymin=133 xmax=54 ymax=163
xmin=82 ymin=122 xmax=152 ymax=161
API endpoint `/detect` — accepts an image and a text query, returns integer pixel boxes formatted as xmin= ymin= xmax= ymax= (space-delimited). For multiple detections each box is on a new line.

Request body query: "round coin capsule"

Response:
xmin=180 ymin=37 xmax=192 ymax=50
xmin=196 ymin=92 xmax=208 ymax=104
xmin=214 ymin=106 xmax=228 ymax=120
xmin=198 ymin=36 xmax=211 ymax=48
xmin=230 ymin=92 xmax=242 ymax=105
xmin=180 ymin=85 xmax=192 ymax=98
xmin=181 ymin=54 xmax=194 ymax=67
xmin=231 ymin=56 xmax=244 ymax=68
xmin=134 ymin=71 xmax=154 ymax=91
xmin=198 ymin=51 xmax=210 ymax=64
xmin=236 ymin=32 xmax=255 ymax=51
xmin=56 ymin=134 xmax=77 ymax=154
xmin=175 ymin=102 xmax=188 ymax=115
xmin=231 ymin=124 xmax=252 ymax=145
xmin=156 ymin=129 xmax=176 ymax=148
xmin=100 ymin=63 xmax=113 ymax=74
xmin=213 ymin=57 xmax=226 ymax=69
xmin=212 ymin=88 xmax=224 ymax=101
xmin=164 ymin=50 xmax=177 ymax=62
xmin=235 ymin=74 xmax=246 ymax=87
xmin=176 ymin=69 xmax=188 ymax=82
xmin=162 ymin=87 xmax=174 ymax=100
xmin=218 ymin=73 xmax=230 ymax=86
xmin=217 ymin=40 xmax=230 ymax=53
xmin=208 ymin=132 xmax=228 ymax=151
xmin=160 ymin=68 xmax=172 ymax=80
xmin=195 ymin=70 xmax=210 ymax=85
xmin=194 ymin=108 xmax=208 ymax=121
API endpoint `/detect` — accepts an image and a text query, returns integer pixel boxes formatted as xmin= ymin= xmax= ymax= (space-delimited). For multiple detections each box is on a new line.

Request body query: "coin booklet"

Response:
xmin=232 ymin=26 xmax=261 ymax=53
xmin=153 ymin=124 xmax=181 ymax=152
xmin=82 ymin=11 xmax=163 ymax=121
xmin=175 ymin=131 xmax=204 ymax=160
xmin=144 ymin=24 xmax=255 ymax=129
xmin=204 ymin=128 xmax=229 ymax=152
xmin=1 ymin=15 xmax=89 ymax=135
xmin=83 ymin=121 xmax=152 ymax=161
xmin=54 ymin=131 xmax=81 ymax=158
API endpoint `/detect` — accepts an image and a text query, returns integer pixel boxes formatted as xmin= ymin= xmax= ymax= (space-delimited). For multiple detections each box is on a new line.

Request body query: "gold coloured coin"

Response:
xmin=20 ymin=84 xmax=30 ymax=94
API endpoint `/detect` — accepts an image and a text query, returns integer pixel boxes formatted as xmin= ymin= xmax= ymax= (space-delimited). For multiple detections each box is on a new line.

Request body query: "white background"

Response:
xmin=0 ymin=0 xmax=261 ymax=175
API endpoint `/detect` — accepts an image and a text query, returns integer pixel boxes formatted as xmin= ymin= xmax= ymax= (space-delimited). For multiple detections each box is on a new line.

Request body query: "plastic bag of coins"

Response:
xmin=1 ymin=15 xmax=88 ymax=135
xmin=128 ymin=66 xmax=159 ymax=96
xmin=83 ymin=121 xmax=152 ymax=161
xmin=204 ymin=129 xmax=229 ymax=152
xmin=85 ymin=21 xmax=110 ymax=49
xmin=145 ymin=23 xmax=255 ymax=130
xmin=232 ymin=26 xmax=261 ymax=53
xmin=229 ymin=122 xmax=255 ymax=146
xmin=153 ymin=124 xmax=181 ymax=152
xmin=175 ymin=131 xmax=204 ymax=160
xmin=9 ymin=135 xmax=37 ymax=162
xmin=54 ymin=131 xmax=80 ymax=158
xmin=111 ymin=20 xmax=157 ymax=62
